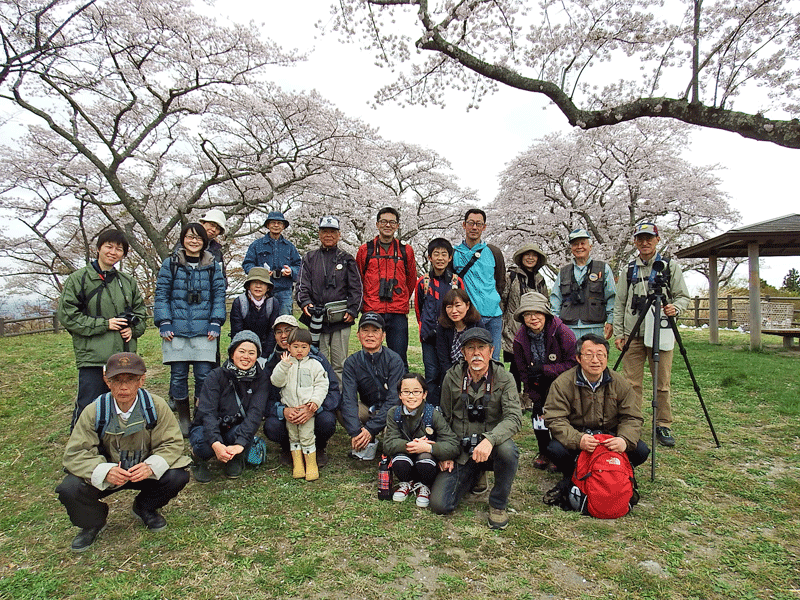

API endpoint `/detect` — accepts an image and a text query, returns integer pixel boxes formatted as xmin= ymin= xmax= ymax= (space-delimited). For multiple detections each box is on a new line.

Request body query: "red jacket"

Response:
xmin=356 ymin=237 xmax=417 ymax=314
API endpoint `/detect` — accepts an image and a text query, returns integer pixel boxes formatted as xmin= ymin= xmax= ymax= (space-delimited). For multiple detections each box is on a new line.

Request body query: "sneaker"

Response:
xmin=224 ymin=454 xmax=245 ymax=478
xmin=393 ymin=481 xmax=414 ymax=502
xmin=546 ymin=462 xmax=560 ymax=475
xmin=533 ymin=454 xmax=549 ymax=470
xmin=350 ymin=440 xmax=379 ymax=461
xmin=414 ymin=484 xmax=431 ymax=508
xmin=70 ymin=524 xmax=106 ymax=552
xmin=656 ymin=426 xmax=676 ymax=447
xmin=488 ymin=506 xmax=509 ymax=530
xmin=131 ymin=503 xmax=167 ymax=531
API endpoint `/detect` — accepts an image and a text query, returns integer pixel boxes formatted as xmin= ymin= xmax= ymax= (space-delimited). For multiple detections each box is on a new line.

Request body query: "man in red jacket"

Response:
xmin=356 ymin=207 xmax=417 ymax=369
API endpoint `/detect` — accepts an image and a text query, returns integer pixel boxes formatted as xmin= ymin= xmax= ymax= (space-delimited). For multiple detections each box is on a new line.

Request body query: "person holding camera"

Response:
xmin=58 ymin=229 xmax=148 ymax=430
xmin=188 ymin=331 xmax=269 ymax=482
xmin=430 ymin=328 xmax=522 ymax=530
xmin=154 ymin=223 xmax=227 ymax=437
xmin=296 ymin=216 xmax=363 ymax=383
xmin=356 ymin=207 xmax=417 ymax=370
xmin=550 ymin=228 xmax=616 ymax=341
xmin=242 ymin=211 xmax=301 ymax=316
xmin=613 ymin=222 xmax=690 ymax=447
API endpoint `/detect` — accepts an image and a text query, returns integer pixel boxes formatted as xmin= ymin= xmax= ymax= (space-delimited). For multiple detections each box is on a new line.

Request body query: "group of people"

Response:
xmin=54 ymin=206 xmax=689 ymax=551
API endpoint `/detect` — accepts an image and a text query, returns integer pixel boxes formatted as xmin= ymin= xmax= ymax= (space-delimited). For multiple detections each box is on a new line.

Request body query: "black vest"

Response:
xmin=559 ymin=260 xmax=608 ymax=325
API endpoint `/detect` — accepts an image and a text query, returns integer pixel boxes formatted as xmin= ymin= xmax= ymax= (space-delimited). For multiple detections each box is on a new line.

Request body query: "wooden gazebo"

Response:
xmin=676 ymin=214 xmax=800 ymax=349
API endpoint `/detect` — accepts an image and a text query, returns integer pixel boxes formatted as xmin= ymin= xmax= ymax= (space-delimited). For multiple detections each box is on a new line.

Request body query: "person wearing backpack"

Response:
xmin=543 ymin=334 xmax=650 ymax=482
xmin=154 ymin=223 xmax=227 ymax=437
xmin=383 ymin=373 xmax=459 ymax=507
xmin=356 ymin=207 xmax=418 ymax=370
xmin=230 ymin=267 xmax=280 ymax=358
xmin=56 ymin=353 xmax=191 ymax=552
xmin=58 ymin=229 xmax=148 ymax=430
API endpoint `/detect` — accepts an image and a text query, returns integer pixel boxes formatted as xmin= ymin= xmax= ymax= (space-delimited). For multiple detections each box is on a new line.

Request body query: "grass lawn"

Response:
xmin=0 ymin=324 xmax=798 ymax=600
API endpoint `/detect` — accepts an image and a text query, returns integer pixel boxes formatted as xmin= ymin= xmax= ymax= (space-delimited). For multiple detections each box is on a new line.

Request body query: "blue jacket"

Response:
xmin=154 ymin=250 xmax=226 ymax=337
xmin=453 ymin=241 xmax=505 ymax=318
xmin=242 ymin=234 xmax=301 ymax=294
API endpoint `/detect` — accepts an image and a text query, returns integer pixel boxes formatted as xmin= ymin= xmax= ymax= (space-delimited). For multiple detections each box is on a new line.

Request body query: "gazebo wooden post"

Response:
xmin=709 ymin=254 xmax=719 ymax=344
xmin=748 ymin=242 xmax=762 ymax=350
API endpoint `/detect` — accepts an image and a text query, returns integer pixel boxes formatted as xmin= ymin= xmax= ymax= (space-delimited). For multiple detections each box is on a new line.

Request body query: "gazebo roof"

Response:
xmin=676 ymin=214 xmax=800 ymax=259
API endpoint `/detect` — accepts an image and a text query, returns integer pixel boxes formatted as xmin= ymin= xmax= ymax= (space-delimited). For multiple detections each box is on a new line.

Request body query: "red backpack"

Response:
xmin=571 ymin=434 xmax=637 ymax=519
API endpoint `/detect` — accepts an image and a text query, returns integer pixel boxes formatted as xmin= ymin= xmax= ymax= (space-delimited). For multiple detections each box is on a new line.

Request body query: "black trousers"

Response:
xmin=56 ymin=469 xmax=189 ymax=529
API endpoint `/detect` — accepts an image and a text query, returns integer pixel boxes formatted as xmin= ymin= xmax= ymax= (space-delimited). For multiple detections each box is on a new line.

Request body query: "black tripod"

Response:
xmin=614 ymin=266 xmax=720 ymax=481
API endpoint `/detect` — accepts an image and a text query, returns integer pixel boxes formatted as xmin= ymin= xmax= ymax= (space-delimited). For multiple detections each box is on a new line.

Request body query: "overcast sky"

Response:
xmin=214 ymin=0 xmax=798 ymax=291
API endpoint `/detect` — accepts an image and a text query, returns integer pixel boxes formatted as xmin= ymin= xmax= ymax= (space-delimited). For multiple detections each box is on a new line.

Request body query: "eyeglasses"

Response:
xmin=399 ymin=389 xmax=424 ymax=397
xmin=581 ymin=352 xmax=607 ymax=360
xmin=378 ymin=219 xmax=398 ymax=226
xmin=274 ymin=327 xmax=294 ymax=335
xmin=464 ymin=220 xmax=485 ymax=228
xmin=184 ymin=234 xmax=204 ymax=241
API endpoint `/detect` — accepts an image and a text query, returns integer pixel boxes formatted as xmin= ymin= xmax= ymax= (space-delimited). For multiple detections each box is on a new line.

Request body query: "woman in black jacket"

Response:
xmin=189 ymin=330 xmax=269 ymax=482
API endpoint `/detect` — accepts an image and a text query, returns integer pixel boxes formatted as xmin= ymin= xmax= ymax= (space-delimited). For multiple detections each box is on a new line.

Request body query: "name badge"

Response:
xmin=589 ymin=273 xmax=599 ymax=282
xmin=548 ymin=354 xmax=557 ymax=362
xmin=425 ymin=427 xmax=434 ymax=436
xmin=532 ymin=417 xmax=548 ymax=431
xmin=336 ymin=263 xmax=343 ymax=270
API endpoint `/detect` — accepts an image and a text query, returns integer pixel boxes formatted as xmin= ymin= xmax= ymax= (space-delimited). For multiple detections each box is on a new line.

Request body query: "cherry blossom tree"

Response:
xmin=330 ymin=0 xmax=800 ymax=148
xmin=0 ymin=0 xmax=386 ymax=297
xmin=486 ymin=120 xmax=743 ymax=285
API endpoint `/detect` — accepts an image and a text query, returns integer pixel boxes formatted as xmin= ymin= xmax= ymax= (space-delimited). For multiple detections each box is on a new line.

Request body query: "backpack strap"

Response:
xmin=94 ymin=392 xmax=114 ymax=439
xmin=457 ymin=249 xmax=482 ymax=278
xmin=138 ymin=389 xmax=158 ymax=430
xmin=237 ymin=292 xmax=249 ymax=321
xmin=365 ymin=239 xmax=407 ymax=272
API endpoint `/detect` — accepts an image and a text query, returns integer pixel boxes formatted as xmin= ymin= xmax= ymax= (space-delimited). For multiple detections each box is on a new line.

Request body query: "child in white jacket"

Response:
xmin=270 ymin=328 xmax=329 ymax=480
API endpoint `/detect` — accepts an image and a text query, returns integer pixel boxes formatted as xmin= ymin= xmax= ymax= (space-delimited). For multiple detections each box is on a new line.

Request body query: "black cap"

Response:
xmin=358 ymin=312 xmax=385 ymax=330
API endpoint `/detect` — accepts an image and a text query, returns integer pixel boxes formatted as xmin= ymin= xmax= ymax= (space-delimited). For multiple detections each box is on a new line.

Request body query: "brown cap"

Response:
xmin=104 ymin=352 xmax=146 ymax=378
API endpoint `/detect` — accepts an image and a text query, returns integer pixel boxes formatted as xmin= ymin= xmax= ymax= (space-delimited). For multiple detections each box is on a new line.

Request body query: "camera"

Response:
xmin=117 ymin=310 xmax=141 ymax=328
xmin=219 ymin=414 xmax=244 ymax=429
xmin=187 ymin=291 xmax=201 ymax=304
xmin=467 ymin=402 xmax=486 ymax=423
xmin=325 ymin=273 xmax=336 ymax=288
xmin=461 ymin=433 xmax=481 ymax=454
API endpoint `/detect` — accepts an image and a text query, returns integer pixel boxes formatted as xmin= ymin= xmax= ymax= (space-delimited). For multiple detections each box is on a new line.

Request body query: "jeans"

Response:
xmin=380 ymin=313 xmax=409 ymax=370
xmin=272 ymin=288 xmax=294 ymax=316
xmin=72 ymin=367 xmax=110 ymax=430
xmin=547 ymin=438 xmax=651 ymax=479
xmin=480 ymin=315 xmax=503 ymax=361
xmin=421 ymin=340 xmax=440 ymax=406
xmin=169 ymin=360 xmax=214 ymax=400
xmin=189 ymin=423 xmax=250 ymax=461
xmin=429 ymin=438 xmax=519 ymax=514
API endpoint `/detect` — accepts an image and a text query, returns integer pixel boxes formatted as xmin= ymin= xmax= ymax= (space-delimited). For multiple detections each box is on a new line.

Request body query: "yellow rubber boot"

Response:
xmin=291 ymin=449 xmax=305 ymax=479
xmin=304 ymin=451 xmax=319 ymax=481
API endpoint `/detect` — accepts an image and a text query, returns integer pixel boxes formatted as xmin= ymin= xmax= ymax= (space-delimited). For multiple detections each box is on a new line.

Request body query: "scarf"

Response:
xmin=526 ymin=329 xmax=546 ymax=365
xmin=222 ymin=358 xmax=257 ymax=381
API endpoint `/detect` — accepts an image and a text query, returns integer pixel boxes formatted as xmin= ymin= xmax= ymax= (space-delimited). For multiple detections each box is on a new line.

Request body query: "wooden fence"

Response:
xmin=2 ymin=295 xmax=799 ymax=337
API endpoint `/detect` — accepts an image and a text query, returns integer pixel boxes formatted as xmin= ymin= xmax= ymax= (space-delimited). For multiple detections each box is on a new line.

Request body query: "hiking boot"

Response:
xmin=174 ymin=397 xmax=191 ymax=438
xmin=488 ymin=506 xmax=509 ymax=530
xmin=279 ymin=449 xmax=293 ymax=467
xmin=472 ymin=471 xmax=488 ymax=494
xmin=414 ymin=483 xmax=431 ymax=508
xmin=392 ymin=481 xmax=414 ymax=502
xmin=224 ymin=454 xmax=244 ymax=479
xmin=132 ymin=503 xmax=167 ymax=531
xmin=547 ymin=462 xmax=560 ymax=475
xmin=191 ymin=457 xmax=212 ymax=483
xmin=316 ymin=450 xmax=330 ymax=468
xmin=656 ymin=426 xmax=676 ymax=447
xmin=533 ymin=453 xmax=549 ymax=470
xmin=70 ymin=524 xmax=106 ymax=552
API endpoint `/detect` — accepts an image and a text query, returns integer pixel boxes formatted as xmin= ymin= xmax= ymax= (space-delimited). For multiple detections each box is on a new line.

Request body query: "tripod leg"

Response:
xmin=667 ymin=316 xmax=721 ymax=448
